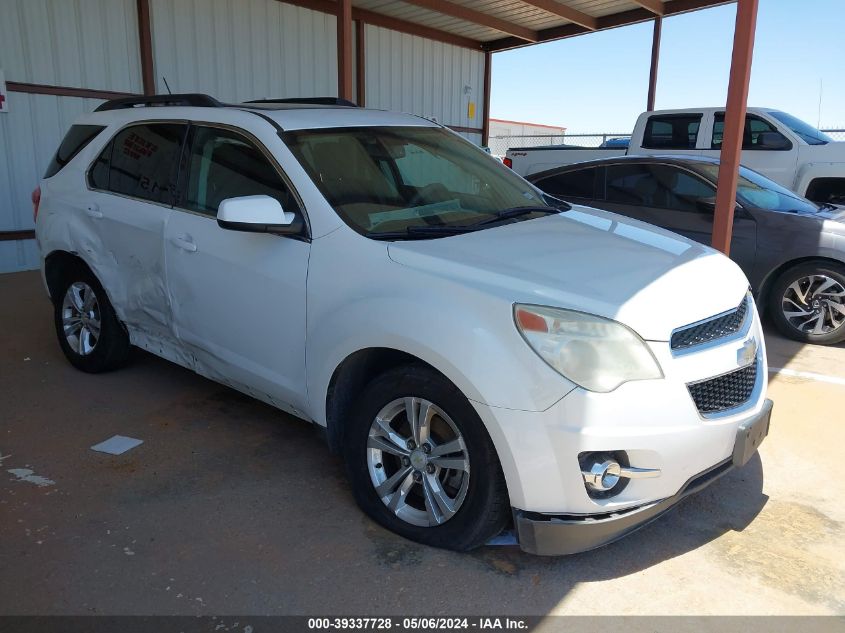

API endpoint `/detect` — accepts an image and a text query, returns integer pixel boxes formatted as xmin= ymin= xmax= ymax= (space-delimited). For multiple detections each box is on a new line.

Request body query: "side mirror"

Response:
xmin=217 ymin=195 xmax=303 ymax=235
xmin=756 ymin=132 xmax=792 ymax=151
xmin=696 ymin=198 xmax=717 ymax=214
xmin=696 ymin=198 xmax=742 ymax=216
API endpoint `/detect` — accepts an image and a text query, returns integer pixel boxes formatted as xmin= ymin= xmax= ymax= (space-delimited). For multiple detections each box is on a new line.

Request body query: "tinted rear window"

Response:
xmin=105 ymin=123 xmax=186 ymax=205
xmin=44 ymin=124 xmax=105 ymax=178
xmin=534 ymin=168 xmax=597 ymax=199
xmin=642 ymin=115 xmax=701 ymax=150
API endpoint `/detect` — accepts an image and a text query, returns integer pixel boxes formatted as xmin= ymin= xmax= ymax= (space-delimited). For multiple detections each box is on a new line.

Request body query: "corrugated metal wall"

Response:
xmin=149 ymin=0 xmax=337 ymax=101
xmin=0 ymin=0 xmax=141 ymax=272
xmin=364 ymin=24 xmax=485 ymax=135
xmin=0 ymin=0 xmax=487 ymax=272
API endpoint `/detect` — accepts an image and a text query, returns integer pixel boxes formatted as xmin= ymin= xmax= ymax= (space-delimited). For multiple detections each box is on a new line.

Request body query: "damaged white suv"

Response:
xmin=35 ymin=94 xmax=772 ymax=555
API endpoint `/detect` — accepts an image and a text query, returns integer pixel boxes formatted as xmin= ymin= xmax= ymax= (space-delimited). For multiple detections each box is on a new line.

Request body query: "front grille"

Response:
xmin=671 ymin=295 xmax=749 ymax=351
xmin=687 ymin=362 xmax=758 ymax=415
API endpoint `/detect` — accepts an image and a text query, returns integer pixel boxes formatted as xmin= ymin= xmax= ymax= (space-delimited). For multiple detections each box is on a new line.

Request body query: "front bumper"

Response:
xmin=513 ymin=398 xmax=773 ymax=556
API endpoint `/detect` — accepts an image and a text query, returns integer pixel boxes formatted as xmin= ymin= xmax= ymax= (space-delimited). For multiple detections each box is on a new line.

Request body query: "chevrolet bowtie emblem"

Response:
xmin=737 ymin=338 xmax=758 ymax=367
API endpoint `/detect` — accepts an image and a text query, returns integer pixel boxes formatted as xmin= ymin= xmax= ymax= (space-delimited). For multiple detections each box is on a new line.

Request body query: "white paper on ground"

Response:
xmin=90 ymin=435 xmax=143 ymax=455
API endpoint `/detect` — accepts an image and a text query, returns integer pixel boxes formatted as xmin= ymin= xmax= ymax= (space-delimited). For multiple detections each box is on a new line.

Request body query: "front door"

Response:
xmin=710 ymin=113 xmax=798 ymax=189
xmin=163 ymin=124 xmax=310 ymax=411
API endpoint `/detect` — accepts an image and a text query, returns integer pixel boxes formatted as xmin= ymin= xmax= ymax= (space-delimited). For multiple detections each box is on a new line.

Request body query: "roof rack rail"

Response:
xmin=245 ymin=97 xmax=359 ymax=107
xmin=94 ymin=93 xmax=223 ymax=112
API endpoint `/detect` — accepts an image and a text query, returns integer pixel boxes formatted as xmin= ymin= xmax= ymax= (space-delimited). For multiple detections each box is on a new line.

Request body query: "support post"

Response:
xmin=355 ymin=20 xmax=366 ymax=106
xmin=337 ymin=0 xmax=353 ymax=100
xmin=647 ymin=16 xmax=661 ymax=111
xmin=481 ymin=51 xmax=492 ymax=147
xmin=712 ymin=0 xmax=758 ymax=255
xmin=137 ymin=0 xmax=155 ymax=95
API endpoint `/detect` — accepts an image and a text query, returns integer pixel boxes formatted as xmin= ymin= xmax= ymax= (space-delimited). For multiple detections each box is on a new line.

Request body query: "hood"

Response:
xmin=387 ymin=206 xmax=750 ymax=341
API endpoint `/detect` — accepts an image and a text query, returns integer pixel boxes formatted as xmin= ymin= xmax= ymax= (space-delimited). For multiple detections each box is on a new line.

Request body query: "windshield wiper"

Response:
xmin=368 ymin=224 xmax=481 ymax=240
xmin=471 ymin=205 xmax=567 ymax=227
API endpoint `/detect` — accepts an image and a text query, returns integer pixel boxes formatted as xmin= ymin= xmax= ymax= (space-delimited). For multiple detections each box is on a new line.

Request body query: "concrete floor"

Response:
xmin=1 ymin=270 xmax=843 ymax=616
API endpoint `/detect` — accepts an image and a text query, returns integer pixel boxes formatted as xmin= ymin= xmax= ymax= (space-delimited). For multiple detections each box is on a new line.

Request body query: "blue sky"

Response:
xmin=490 ymin=0 xmax=845 ymax=133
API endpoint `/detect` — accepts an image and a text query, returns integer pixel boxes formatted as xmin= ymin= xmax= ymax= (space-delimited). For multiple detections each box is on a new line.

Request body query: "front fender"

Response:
xmin=793 ymin=162 xmax=845 ymax=196
xmin=304 ymin=231 xmax=575 ymax=426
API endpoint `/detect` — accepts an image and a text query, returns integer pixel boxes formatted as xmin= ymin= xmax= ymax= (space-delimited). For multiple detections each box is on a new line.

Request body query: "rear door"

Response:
xmin=599 ymin=162 xmax=758 ymax=274
xmin=163 ymin=123 xmax=310 ymax=412
xmin=86 ymin=121 xmax=187 ymax=346
xmin=636 ymin=113 xmax=704 ymax=158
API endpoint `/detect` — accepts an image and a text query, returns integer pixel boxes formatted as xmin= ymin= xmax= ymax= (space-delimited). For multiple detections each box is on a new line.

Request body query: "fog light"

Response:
xmin=584 ymin=460 xmax=622 ymax=492
xmin=579 ymin=451 xmax=661 ymax=500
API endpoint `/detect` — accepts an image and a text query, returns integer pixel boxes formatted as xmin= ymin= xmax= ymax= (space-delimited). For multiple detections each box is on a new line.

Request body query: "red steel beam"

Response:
xmin=712 ymin=0 xmax=758 ymax=255
xmin=647 ymin=16 xmax=662 ymax=111
xmin=7 ymin=81 xmax=137 ymax=100
xmin=136 ymin=0 xmax=155 ymax=95
xmin=481 ymin=51 xmax=492 ymax=146
xmin=337 ymin=0 xmax=353 ymax=100
xmin=355 ymin=20 xmax=366 ymax=106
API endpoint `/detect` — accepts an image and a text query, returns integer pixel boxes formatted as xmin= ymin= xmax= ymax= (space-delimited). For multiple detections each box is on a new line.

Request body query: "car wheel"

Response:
xmin=344 ymin=364 xmax=510 ymax=551
xmin=768 ymin=261 xmax=845 ymax=345
xmin=53 ymin=264 xmax=131 ymax=373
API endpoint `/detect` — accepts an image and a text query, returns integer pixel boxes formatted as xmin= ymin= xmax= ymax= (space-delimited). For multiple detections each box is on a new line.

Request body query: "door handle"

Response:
xmin=171 ymin=235 xmax=197 ymax=252
xmin=85 ymin=204 xmax=103 ymax=219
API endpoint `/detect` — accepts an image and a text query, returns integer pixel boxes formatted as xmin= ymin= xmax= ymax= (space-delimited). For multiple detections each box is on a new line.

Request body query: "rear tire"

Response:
xmin=343 ymin=364 xmax=510 ymax=551
xmin=53 ymin=263 xmax=131 ymax=373
xmin=768 ymin=261 xmax=845 ymax=345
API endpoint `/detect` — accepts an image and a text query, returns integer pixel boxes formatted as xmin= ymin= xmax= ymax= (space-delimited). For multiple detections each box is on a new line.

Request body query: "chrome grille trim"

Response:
xmin=671 ymin=293 xmax=750 ymax=352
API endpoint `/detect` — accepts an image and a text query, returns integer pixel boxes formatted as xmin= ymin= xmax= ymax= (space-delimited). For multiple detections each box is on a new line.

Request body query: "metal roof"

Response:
xmin=344 ymin=0 xmax=735 ymax=51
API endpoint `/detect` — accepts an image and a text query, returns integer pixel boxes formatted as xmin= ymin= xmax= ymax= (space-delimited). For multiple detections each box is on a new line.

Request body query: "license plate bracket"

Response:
xmin=732 ymin=399 xmax=773 ymax=467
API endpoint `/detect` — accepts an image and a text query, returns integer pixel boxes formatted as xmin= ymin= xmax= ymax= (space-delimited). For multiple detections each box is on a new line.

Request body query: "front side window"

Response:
xmin=642 ymin=115 xmax=701 ymax=149
xmin=103 ymin=123 xmax=186 ymax=205
xmin=606 ymin=163 xmax=715 ymax=212
xmin=283 ymin=126 xmax=553 ymax=237
xmin=697 ymin=163 xmax=820 ymax=214
xmin=182 ymin=126 xmax=297 ymax=217
xmin=534 ymin=168 xmax=597 ymax=200
xmin=712 ymin=113 xmax=791 ymax=150
xmin=768 ymin=111 xmax=832 ymax=145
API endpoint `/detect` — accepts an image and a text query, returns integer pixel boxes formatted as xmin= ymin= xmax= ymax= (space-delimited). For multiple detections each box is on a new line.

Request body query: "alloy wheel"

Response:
xmin=61 ymin=282 xmax=101 ymax=356
xmin=781 ymin=274 xmax=845 ymax=335
xmin=366 ymin=397 xmax=470 ymax=527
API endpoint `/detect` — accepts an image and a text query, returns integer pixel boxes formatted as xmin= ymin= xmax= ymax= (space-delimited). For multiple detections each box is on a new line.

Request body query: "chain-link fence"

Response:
xmin=488 ymin=132 xmax=631 ymax=158
xmin=488 ymin=128 xmax=845 ymax=158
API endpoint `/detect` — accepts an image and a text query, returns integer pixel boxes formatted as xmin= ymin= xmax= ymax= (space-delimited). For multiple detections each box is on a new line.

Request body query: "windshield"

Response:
xmin=767 ymin=111 xmax=833 ymax=145
xmin=697 ymin=163 xmax=820 ymax=214
xmin=283 ymin=126 xmax=556 ymax=237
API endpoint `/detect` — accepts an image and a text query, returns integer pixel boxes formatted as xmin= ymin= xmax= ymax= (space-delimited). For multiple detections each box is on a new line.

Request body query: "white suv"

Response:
xmin=34 ymin=94 xmax=772 ymax=555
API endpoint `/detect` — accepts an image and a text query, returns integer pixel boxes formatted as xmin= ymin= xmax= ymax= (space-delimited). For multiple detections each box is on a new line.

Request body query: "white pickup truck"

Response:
xmin=506 ymin=108 xmax=845 ymax=204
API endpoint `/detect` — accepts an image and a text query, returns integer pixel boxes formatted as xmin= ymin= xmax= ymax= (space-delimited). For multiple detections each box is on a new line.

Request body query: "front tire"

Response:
xmin=768 ymin=261 xmax=845 ymax=345
xmin=344 ymin=364 xmax=510 ymax=551
xmin=53 ymin=263 xmax=131 ymax=373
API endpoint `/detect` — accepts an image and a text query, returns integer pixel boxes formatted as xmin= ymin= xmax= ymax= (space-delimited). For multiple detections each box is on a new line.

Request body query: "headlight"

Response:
xmin=514 ymin=304 xmax=663 ymax=393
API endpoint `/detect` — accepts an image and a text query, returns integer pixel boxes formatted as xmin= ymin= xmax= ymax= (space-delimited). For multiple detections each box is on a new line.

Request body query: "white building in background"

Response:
xmin=489 ymin=118 xmax=566 ymax=138
xmin=487 ymin=118 xmax=566 ymax=157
